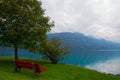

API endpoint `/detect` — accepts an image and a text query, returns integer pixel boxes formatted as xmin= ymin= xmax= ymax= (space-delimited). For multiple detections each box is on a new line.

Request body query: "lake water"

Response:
xmin=0 ymin=47 xmax=120 ymax=74
xmin=62 ymin=50 xmax=120 ymax=66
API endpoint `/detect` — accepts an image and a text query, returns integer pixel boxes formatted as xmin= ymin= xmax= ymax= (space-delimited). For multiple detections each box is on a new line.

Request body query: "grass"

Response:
xmin=0 ymin=56 xmax=120 ymax=80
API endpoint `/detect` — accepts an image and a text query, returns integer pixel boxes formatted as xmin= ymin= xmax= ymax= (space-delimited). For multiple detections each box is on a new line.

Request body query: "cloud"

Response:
xmin=41 ymin=0 xmax=120 ymax=42
xmin=85 ymin=58 xmax=120 ymax=74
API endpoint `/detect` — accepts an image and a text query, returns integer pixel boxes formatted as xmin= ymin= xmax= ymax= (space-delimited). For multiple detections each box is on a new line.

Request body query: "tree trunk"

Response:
xmin=14 ymin=47 xmax=19 ymax=72
xmin=14 ymin=47 xmax=18 ymax=60
xmin=50 ymin=59 xmax=58 ymax=64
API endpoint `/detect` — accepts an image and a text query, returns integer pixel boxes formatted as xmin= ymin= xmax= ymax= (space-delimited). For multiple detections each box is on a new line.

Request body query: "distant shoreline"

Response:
xmin=94 ymin=50 xmax=120 ymax=51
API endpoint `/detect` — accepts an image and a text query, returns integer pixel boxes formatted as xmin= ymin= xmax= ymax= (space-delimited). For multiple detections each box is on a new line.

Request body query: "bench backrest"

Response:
xmin=15 ymin=60 xmax=39 ymax=69
xmin=15 ymin=60 xmax=46 ymax=72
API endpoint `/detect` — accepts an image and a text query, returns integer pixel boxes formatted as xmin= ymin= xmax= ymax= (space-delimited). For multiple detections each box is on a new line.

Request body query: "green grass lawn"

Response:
xmin=0 ymin=56 xmax=120 ymax=80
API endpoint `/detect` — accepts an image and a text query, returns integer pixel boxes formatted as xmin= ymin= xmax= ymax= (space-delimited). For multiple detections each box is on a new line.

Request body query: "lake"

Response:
xmin=62 ymin=50 xmax=120 ymax=66
xmin=0 ymin=47 xmax=120 ymax=74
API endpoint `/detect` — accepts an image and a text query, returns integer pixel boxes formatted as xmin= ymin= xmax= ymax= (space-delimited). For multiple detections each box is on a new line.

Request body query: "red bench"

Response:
xmin=15 ymin=60 xmax=46 ymax=75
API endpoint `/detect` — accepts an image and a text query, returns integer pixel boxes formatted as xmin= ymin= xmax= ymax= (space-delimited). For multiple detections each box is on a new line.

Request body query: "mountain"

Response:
xmin=1 ymin=32 xmax=120 ymax=55
xmin=48 ymin=32 xmax=120 ymax=51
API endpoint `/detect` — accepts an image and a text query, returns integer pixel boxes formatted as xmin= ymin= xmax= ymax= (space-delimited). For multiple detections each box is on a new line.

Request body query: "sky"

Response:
xmin=41 ymin=0 xmax=120 ymax=42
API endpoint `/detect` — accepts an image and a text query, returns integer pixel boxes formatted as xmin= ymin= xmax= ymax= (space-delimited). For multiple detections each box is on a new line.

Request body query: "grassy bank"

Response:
xmin=0 ymin=56 xmax=120 ymax=80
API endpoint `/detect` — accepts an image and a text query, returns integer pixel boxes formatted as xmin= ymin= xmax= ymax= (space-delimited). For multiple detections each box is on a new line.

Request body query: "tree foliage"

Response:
xmin=40 ymin=38 xmax=70 ymax=64
xmin=0 ymin=0 xmax=54 ymax=60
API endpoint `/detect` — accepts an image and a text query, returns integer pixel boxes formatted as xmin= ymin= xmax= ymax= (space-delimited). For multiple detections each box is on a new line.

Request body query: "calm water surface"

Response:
xmin=0 ymin=47 xmax=120 ymax=66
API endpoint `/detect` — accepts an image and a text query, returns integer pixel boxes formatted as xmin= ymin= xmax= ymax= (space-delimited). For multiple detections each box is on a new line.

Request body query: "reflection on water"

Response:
xmin=86 ymin=58 xmax=120 ymax=74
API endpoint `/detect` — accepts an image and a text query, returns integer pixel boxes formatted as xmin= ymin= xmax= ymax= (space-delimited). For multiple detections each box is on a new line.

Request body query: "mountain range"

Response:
xmin=48 ymin=32 xmax=120 ymax=51
xmin=1 ymin=32 xmax=120 ymax=54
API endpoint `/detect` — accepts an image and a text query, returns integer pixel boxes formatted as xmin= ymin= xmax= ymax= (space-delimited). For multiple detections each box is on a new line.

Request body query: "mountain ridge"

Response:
xmin=48 ymin=32 xmax=120 ymax=51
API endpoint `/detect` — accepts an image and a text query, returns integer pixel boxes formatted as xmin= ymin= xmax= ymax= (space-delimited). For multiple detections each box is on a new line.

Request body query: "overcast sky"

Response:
xmin=41 ymin=0 xmax=120 ymax=42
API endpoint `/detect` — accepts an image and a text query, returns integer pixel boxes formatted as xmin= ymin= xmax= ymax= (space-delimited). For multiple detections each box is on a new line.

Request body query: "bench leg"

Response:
xmin=15 ymin=66 xmax=21 ymax=72
xmin=35 ymin=71 xmax=40 ymax=76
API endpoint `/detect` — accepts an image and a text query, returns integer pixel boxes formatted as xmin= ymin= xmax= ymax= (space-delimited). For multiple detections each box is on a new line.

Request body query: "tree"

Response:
xmin=0 ymin=0 xmax=54 ymax=60
xmin=40 ymin=38 xmax=70 ymax=64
